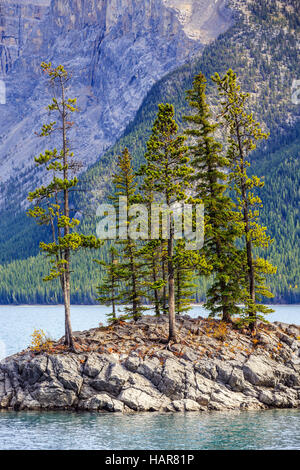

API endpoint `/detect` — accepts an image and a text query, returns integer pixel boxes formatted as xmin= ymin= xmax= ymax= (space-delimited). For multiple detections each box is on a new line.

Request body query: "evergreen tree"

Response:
xmin=174 ymin=240 xmax=197 ymax=315
xmin=27 ymin=63 xmax=102 ymax=350
xmin=137 ymin=162 xmax=164 ymax=316
xmin=111 ymin=148 xmax=147 ymax=320
xmin=160 ymin=242 xmax=169 ymax=316
xmin=184 ymin=72 xmax=245 ymax=321
xmin=212 ymin=69 xmax=277 ymax=328
xmin=138 ymin=156 xmax=169 ymax=316
xmin=143 ymin=103 xmax=193 ymax=341
xmin=95 ymin=246 xmax=121 ymax=324
xmin=139 ymin=240 xmax=164 ymax=316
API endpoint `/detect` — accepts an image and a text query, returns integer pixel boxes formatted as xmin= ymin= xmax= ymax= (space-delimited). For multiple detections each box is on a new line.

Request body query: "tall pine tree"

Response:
xmin=174 ymin=240 xmax=198 ymax=315
xmin=110 ymin=148 xmax=147 ymax=320
xmin=28 ymin=63 xmax=102 ymax=350
xmin=95 ymin=246 xmax=122 ymax=324
xmin=142 ymin=103 xmax=193 ymax=341
xmin=184 ymin=72 xmax=245 ymax=321
xmin=213 ymin=69 xmax=277 ymax=328
xmin=138 ymin=162 xmax=165 ymax=316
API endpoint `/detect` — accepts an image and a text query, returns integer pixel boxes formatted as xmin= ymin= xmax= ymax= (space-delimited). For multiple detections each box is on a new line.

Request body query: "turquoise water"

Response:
xmin=0 ymin=409 xmax=299 ymax=450
xmin=0 ymin=304 xmax=299 ymax=450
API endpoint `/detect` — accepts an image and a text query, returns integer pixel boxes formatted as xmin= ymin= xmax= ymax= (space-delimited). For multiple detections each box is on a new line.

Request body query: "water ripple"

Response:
xmin=0 ymin=409 xmax=299 ymax=450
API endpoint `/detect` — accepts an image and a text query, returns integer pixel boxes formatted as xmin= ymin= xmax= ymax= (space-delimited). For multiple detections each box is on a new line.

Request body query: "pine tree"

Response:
xmin=174 ymin=240 xmax=198 ymax=315
xmin=160 ymin=242 xmax=169 ymax=316
xmin=138 ymin=162 xmax=162 ymax=316
xmin=138 ymin=157 xmax=166 ymax=317
xmin=138 ymin=240 xmax=164 ymax=316
xmin=184 ymin=72 xmax=245 ymax=321
xmin=212 ymin=69 xmax=277 ymax=328
xmin=111 ymin=148 xmax=147 ymax=320
xmin=143 ymin=103 xmax=193 ymax=341
xmin=27 ymin=63 xmax=102 ymax=350
xmin=95 ymin=246 xmax=122 ymax=324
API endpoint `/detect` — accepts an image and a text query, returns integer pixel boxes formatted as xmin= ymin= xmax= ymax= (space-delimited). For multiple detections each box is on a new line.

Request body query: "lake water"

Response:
xmin=0 ymin=409 xmax=299 ymax=450
xmin=0 ymin=304 xmax=299 ymax=450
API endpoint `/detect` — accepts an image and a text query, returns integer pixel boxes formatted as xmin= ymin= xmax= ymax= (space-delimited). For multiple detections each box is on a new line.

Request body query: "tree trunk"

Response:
xmin=245 ymin=210 xmax=256 ymax=330
xmin=61 ymin=81 xmax=75 ymax=350
xmin=152 ymin=259 xmax=160 ymax=316
xmin=235 ymin=117 xmax=256 ymax=329
xmin=215 ymin=237 xmax=231 ymax=323
xmin=207 ymin=153 xmax=231 ymax=323
xmin=168 ymin=223 xmax=176 ymax=342
xmin=63 ymin=265 xmax=75 ymax=349
xmin=176 ymin=269 xmax=180 ymax=315
xmin=112 ymin=275 xmax=116 ymax=321
xmin=129 ymin=244 xmax=139 ymax=321
xmin=241 ymin=177 xmax=256 ymax=329
xmin=162 ymin=247 xmax=167 ymax=315
xmin=221 ymin=299 xmax=231 ymax=323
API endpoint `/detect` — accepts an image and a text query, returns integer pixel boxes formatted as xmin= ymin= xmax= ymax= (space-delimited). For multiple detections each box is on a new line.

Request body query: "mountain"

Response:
xmin=0 ymin=0 xmax=299 ymax=304
xmin=0 ymin=0 xmax=233 ymax=208
xmin=0 ymin=0 xmax=49 ymax=76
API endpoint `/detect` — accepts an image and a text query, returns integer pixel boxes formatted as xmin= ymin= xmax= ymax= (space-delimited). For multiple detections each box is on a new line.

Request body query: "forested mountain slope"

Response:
xmin=0 ymin=0 xmax=232 ymax=208
xmin=0 ymin=0 xmax=299 ymax=304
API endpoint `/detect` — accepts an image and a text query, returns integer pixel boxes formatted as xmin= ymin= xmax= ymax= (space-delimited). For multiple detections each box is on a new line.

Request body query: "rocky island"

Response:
xmin=1 ymin=315 xmax=300 ymax=413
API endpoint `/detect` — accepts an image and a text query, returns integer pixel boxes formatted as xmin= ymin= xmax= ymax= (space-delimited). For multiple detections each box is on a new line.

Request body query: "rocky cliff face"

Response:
xmin=1 ymin=316 xmax=300 ymax=412
xmin=0 ymin=0 xmax=233 ymax=207
xmin=0 ymin=0 xmax=50 ymax=76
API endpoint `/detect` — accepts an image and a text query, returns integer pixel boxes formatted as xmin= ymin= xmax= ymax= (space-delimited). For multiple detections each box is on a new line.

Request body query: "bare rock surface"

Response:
xmin=1 ymin=315 xmax=300 ymax=412
xmin=0 ymin=0 xmax=233 ymax=207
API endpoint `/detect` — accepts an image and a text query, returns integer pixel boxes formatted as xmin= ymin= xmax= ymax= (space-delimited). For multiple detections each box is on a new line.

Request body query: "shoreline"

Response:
xmin=1 ymin=315 xmax=300 ymax=413
xmin=0 ymin=303 xmax=299 ymax=307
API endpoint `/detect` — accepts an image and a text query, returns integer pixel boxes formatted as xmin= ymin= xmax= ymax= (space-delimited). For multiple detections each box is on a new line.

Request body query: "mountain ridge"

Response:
xmin=0 ymin=0 xmax=299 ymax=304
xmin=0 ymin=0 xmax=233 ymax=209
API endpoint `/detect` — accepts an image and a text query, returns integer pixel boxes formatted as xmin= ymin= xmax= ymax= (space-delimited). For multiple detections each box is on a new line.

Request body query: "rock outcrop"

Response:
xmin=0 ymin=0 xmax=50 ymax=76
xmin=0 ymin=0 xmax=234 ymax=207
xmin=1 ymin=315 xmax=300 ymax=412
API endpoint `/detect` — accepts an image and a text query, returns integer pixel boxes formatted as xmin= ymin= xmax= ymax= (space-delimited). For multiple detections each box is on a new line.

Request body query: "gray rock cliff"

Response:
xmin=0 ymin=0 xmax=50 ymax=75
xmin=0 ymin=0 xmax=233 ymax=206
xmin=1 ymin=316 xmax=300 ymax=412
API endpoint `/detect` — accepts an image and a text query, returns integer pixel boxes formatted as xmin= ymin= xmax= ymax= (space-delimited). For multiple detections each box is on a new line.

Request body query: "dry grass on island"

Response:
xmin=28 ymin=315 xmax=300 ymax=365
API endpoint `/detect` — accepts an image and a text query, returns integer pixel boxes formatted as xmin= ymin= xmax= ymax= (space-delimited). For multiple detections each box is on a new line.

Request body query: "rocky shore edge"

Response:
xmin=1 ymin=315 xmax=300 ymax=412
